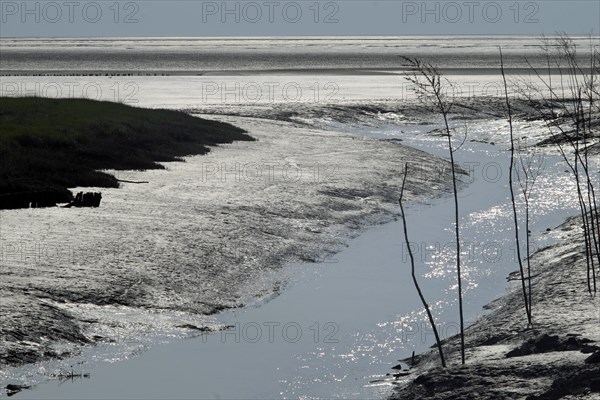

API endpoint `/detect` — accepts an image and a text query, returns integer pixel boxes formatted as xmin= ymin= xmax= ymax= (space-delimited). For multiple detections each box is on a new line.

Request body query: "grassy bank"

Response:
xmin=0 ymin=97 xmax=254 ymax=209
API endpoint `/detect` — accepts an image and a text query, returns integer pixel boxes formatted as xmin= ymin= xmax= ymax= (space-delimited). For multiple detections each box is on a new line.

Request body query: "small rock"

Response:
xmin=5 ymin=384 xmax=30 ymax=395
xmin=506 ymin=348 xmax=523 ymax=358
xmin=535 ymin=334 xmax=560 ymax=352
xmin=176 ymin=324 xmax=212 ymax=332
xmin=506 ymin=334 xmax=561 ymax=358
xmin=414 ymin=374 xmax=432 ymax=386
xmin=585 ymin=351 xmax=600 ymax=364
xmin=581 ymin=345 xmax=600 ymax=354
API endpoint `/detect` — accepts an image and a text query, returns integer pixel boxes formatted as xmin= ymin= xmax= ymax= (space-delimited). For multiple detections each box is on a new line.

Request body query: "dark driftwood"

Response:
xmin=63 ymin=192 xmax=102 ymax=208
xmin=117 ymin=179 xmax=149 ymax=184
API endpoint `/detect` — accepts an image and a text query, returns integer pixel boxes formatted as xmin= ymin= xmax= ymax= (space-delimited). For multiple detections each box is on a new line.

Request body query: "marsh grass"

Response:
xmin=0 ymin=97 xmax=253 ymax=208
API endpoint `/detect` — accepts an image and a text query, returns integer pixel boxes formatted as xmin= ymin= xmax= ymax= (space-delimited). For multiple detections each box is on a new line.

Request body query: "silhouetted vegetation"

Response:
xmin=403 ymin=57 xmax=467 ymax=365
xmin=0 ymin=97 xmax=253 ymax=209
xmin=515 ymin=140 xmax=545 ymax=318
xmin=518 ymin=34 xmax=599 ymax=294
xmin=399 ymin=163 xmax=446 ymax=368
xmin=500 ymin=48 xmax=533 ymax=327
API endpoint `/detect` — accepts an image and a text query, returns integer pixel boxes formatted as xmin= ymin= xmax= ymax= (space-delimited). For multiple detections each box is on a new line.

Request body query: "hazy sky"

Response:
xmin=0 ymin=1 xmax=598 ymax=37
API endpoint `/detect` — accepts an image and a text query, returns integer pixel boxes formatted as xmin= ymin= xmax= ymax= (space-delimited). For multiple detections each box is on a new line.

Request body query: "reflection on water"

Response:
xmin=276 ymin=118 xmax=587 ymax=398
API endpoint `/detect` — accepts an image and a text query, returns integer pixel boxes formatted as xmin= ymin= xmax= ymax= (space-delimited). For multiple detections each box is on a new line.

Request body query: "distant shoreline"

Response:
xmin=2 ymin=36 xmax=596 ymax=80
xmin=0 ymin=35 xmax=595 ymax=40
xmin=1 ymin=67 xmax=580 ymax=77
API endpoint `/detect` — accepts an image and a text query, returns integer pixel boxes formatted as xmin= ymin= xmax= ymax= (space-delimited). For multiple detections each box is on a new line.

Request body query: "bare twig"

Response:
xmin=399 ymin=163 xmax=446 ymax=368
xmin=403 ymin=57 xmax=466 ymax=364
xmin=501 ymin=47 xmax=532 ymax=326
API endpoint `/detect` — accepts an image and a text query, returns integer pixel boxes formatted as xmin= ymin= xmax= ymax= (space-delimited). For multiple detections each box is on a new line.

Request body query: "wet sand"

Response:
xmin=0 ymin=114 xmax=453 ymax=369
